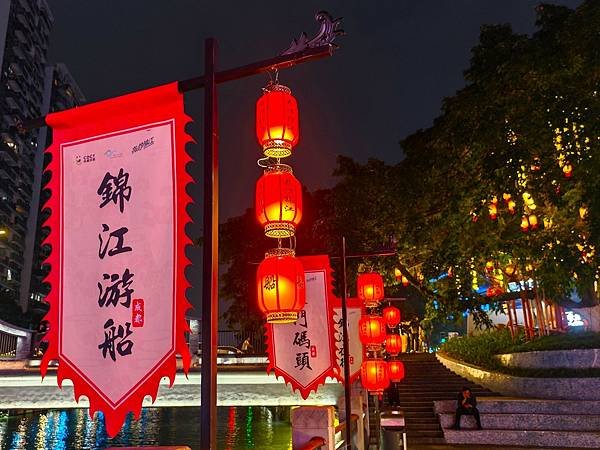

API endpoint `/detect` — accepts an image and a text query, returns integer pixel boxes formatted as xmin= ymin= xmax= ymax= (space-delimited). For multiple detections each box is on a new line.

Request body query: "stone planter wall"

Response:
xmin=437 ymin=352 xmax=600 ymax=400
xmin=496 ymin=348 xmax=600 ymax=369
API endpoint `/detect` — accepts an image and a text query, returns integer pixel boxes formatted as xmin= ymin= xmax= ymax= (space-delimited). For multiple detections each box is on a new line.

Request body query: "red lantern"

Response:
xmin=358 ymin=315 xmax=386 ymax=350
xmin=255 ymin=164 xmax=303 ymax=238
xmin=385 ymin=334 xmax=402 ymax=356
xmin=357 ymin=272 xmax=384 ymax=307
xmin=361 ymin=359 xmax=390 ymax=395
xmin=388 ymin=360 xmax=405 ymax=382
xmin=382 ymin=306 xmax=401 ymax=328
xmin=256 ymin=84 xmax=299 ymax=158
xmin=256 ymin=250 xmax=305 ymax=323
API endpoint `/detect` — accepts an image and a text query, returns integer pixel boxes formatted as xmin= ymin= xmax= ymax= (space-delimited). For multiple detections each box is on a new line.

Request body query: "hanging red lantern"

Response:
xmin=361 ymin=359 xmax=390 ymax=395
xmin=256 ymin=250 xmax=305 ymax=323
xmin=382 ymin=306 xmax=401 ymax=328
xmin=255 ymin=164 xmax=303 ymax=238
xmin=385 ymin=334 xmax=402 ymax=356
xmin=388 ymin=360 xmax=405 ymax=382
xmin=358 ymin=315 xmax=386 ymax=350
xmin=256 ymin=83 xmax=299 ymax=158
xmin=357 ymin=272 xmax=384 ymax=307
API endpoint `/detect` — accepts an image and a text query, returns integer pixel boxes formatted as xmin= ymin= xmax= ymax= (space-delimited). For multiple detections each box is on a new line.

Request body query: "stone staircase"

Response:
xmin=384 ymin=353 xmax=496 ymax=446
xmin=435 ymin=398 xmax=600 ymax=448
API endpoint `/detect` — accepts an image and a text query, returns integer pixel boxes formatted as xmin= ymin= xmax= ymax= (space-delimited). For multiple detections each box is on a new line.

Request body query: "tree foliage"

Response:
xmin=219 ymin=1 xmax=600 ymax=332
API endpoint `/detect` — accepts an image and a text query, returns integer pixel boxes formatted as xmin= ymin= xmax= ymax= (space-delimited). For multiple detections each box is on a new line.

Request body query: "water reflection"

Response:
xmin=0 ymin=407 xmax=292 ymax=450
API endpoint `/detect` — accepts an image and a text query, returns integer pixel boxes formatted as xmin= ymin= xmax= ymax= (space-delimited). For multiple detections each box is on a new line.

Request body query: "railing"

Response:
xmin=217 ymin=330 xmax=266 ymax=354
xmin=0 ymin=319 xmax=33 ymax=360
xmin=298 ymin=437 xmax=326 ymax=450
xmin=0 ymin=330 xmax=18 ymax=359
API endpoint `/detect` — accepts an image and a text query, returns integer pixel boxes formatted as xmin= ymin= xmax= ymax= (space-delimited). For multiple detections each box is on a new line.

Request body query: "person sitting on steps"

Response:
xmin=452 ymin=387 xmax=482 ymax=430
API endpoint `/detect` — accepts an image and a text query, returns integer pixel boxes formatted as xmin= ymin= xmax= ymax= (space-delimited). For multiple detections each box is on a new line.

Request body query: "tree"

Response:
xmin=219 ymin=1 xmax=600 ymax=332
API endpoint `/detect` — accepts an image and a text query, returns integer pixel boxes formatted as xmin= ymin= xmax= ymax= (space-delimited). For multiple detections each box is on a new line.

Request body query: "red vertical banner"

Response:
xmin=40 ymin=82 xmax=193 ymax=436
xmin=331 ymin=297 xmax=363 ymax=383
xmin=266 ymin=255 xmax=338 ymax=399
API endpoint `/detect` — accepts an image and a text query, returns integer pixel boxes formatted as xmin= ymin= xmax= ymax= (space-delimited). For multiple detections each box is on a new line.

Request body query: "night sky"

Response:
xmin=47 ymin=0 xmax=583 ymax=221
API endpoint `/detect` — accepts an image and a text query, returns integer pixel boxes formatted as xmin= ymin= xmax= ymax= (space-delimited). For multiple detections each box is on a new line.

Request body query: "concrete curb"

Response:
xmin=496 ymin=348 xmax=600 ymax=369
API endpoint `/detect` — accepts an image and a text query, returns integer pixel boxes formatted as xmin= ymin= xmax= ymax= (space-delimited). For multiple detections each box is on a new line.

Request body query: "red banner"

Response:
xmin=266 ymin=255 xmax=338 ymax=399
xmin=331 ymin=297 xmax=363 ymax=383
xmin=40 ymin=82 xmax=192 ymax=436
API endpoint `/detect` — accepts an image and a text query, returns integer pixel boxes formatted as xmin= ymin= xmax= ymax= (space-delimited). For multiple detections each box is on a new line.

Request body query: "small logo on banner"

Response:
xmin=104 ymin=149 xmax=123 ymax=159
xmin=132 ymin=298 xmax=144 ymax=327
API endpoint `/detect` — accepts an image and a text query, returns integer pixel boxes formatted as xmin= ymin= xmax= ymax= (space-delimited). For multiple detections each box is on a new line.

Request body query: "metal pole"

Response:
xmin=341 ymin=236 xmax=353 ymax=449
xmin=200 ymin=37 xmax=219 ymax=450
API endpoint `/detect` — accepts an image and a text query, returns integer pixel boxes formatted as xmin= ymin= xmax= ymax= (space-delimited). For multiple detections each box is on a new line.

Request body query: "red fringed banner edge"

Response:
xmin=40 ymin=82 xmax=193 ymax=437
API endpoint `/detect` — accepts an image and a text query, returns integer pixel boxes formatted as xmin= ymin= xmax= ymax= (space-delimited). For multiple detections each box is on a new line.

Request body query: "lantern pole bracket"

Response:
xmin=281 ymin=10 xmax=345 ymax=55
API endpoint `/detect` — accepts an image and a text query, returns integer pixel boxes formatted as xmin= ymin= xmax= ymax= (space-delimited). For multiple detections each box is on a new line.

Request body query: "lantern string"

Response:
xmin=257 ymin=156 xmax=270 ymax=168
xmin=266 ymin=68 xmax=280 ymax=88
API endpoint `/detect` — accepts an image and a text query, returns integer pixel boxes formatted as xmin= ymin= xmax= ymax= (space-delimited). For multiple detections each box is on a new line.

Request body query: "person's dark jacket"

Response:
xmin=457 ymin=392 xmax=477 ymax=410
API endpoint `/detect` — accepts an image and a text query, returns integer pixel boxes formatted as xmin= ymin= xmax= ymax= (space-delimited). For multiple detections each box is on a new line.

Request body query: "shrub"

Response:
xmin=439 ymin=328 xmax=600 ymax=377
xmin=439 ymin=328 xmax=518 ymax=368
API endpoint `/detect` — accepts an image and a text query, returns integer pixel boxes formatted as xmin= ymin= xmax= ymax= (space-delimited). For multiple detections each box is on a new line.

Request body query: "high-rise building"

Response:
xmin=0 ymin=0 xmax=53 ymax=296
xmin=20 ymin=63 xmax=85 ymax=307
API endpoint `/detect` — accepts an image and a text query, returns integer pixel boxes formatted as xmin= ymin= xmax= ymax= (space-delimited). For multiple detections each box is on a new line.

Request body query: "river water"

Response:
xmin=0 ymin=407 xmax=292 ymax=450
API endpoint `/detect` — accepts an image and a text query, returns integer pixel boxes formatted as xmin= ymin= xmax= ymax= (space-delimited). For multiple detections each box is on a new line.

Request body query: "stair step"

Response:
xmin=405 ymin=423 xmax=442 ymax=431
xmin=439 ymin=412 xmax=600 ymax=431
xmin=406 ymin=430 xmax=444 ymax=438
xmin=444 ymin=429 xmax=600 ymax=448
xmin=403 ymin=411 xmax=436 ymax=418
xmin=434 ymin=399 xmax=600 ymax=415
xmin=407 ymin=437 xmax=447 ymax=445
xmin=406 ymin=416 xmax=439 ymax=421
